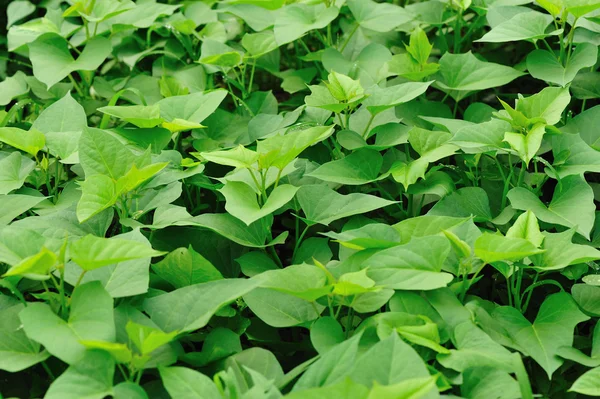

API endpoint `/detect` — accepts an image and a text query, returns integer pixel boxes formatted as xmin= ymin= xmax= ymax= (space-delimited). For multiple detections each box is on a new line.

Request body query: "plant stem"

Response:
xmin=293 ymin=224 xmax=310 ymax=259
xmin=340 ymin=23 xmax=359 ymax=52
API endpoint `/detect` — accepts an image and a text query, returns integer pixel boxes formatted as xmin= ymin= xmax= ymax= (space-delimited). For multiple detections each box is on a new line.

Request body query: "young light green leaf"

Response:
xmin=530 ymin=230 xmax=600 ymax=270
xmin=126 ymin=321 xmax=179 ymax=355
xmin=506 ymin=210 xmax=544 ymax=247
xmin=69 ymin=234 xmax=165 ymax=271
xmin=220 ymin=181 xmax=298 ymax=226
xmin=0 ymin=127 xmax=45 ymax=156
xmin=474 ymin=232 xmax=544 ymax=264
xmin=200 ymin=145 xmax=258 ymax=169
xmin=3 ymin=247 xmax=56 ymax=280
xmin=98 ymin=105 xmax=164 ymax=129
xmin=79 ymin=127 xmax=136 ymax=179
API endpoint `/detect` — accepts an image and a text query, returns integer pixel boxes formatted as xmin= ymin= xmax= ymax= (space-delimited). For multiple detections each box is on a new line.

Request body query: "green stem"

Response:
xmin=247 ymin=62 xmax=257 ymax=95
xmin=453 ymin=11 xmax=463 ymax=53
xmin=41 ymin=361 xmax=55 ymax=380
xmin=340 ymin=23 xmax=359 ymax=52
xmin=362 ymin=114 xmax=375 ymax=139
xmin=68 ymin=74 xmax=85 ymax=97
xmin=293 ymin=224 xmax=310 ymax=259
xmin=75 ymin=270 xmax=88 ymax=288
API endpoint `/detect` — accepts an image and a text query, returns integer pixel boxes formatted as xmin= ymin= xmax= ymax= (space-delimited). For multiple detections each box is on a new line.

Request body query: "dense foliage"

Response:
xmin=1 ymin=0 xmax=600 ymax=397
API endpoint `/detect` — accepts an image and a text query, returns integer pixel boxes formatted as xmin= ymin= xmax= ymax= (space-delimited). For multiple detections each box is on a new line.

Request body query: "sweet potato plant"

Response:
xmin=1 ymin=0 xmax=600 ymax=397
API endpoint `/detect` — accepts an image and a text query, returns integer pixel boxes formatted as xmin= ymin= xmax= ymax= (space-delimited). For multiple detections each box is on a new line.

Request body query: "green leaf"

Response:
xmin=79 ymin=127 xmax=136 ymax=179
xmin=348 ymin=333 xmax=434 ymax=388
xmin=516 ymin=86 xmax=571 ymax=126
xmin=244 ymin=287 xmax=324 ymax=327
xmin=474 ymin=232 xmax=544 ymax=264
xmin=363 ymin=81 xmax=433 ymax=115
xmin=3 ymin=247 xmax=56 ymax=280
xmin=241 ymin=30 xmax=278 ymax=57
xmin=0 ymin=127 xmax=45 ymax=156
xmin=506 ymin=210 xmax=544 ymax=247
xmin=293 ymin=333 xmax=361 ymax=390
xmin=201 ymin=145 xmax=259 ymax=169
xmin=493 ymin=292 xmax=590 ymax=378
xmin=507 ymin=175 xmax=595 ymax=239
xmin=504 ymin=123 xmax=546 ymax=165
xmin=297 ymin=184 xmax=396 ymax=226
xmin=7 ymin=1 xmax=36 ymax=28
xmin=29 ymin=33 xmax=112 ymax=88
xmin=307 ymin=148 xmax=384 ymax=185
xmin=347 ymin=0 xmax=412 ymax=32
xmin=113 ymin=382 xmax=149 ymax=399
xmin=69 ymin=234 xmax=165 ymax=271
xmin=126 ymin=321 xmax=178 ymax=355
xmin=476 ymin=11 xmax=560 ymax=43
xmin=310 ymin=317 xmax=345 ymax=355
xmin=0 ymin=194 xmax=46 ymax=225
xmin=549 ymin=132 xmax=600 ymax=178
xmin=31 ymin=91 xmax=87 ymax=136
xmin=98 ymin=105 xmax=164 ymax=128
xmin=220 ymin=181 xmax=298 ymax=226
xmin=65 ymin=229 xmax=155 ymax=298
xmin=570 ymin=367 xmax=600 ymax=395
xmin=565 ymin=0 xmax=600 ymax=16
xmin=366 ymin=236 xmax=454 ymax=290
xmin=322 ymin=223 xmax=401 ymax=250
xmin=152 ymin=246 xmax=223 ymax=288
xmin=159 ymin=367 xmax=221 ymax=399
xmin=44 ymin=350 xmax=115 ymax=399
xmin=0 ymin=304 xmax=50 ymax=372
xmin=143 ymin=278 xmax=260 ymax=332
xmin=435 ymin=52 xmax=525 ymax=101
xmin=156 ymin=90 xmax=228 ymax=124
xmin=76 ymin=174 xmax=119 ymax=223
xmin=428 ymin=187 xmax=492 ymax=222
xmin=406 ymin=27 xmax=434 ymax=65
xmin=257 ymin=125 xmax=335 ymax=170
xmin=19 ymin=281 xmax=115 ymax=364
xmin=530 ymin=230 xmax=600 ymax=270
xmin=0 ymin=152 xmax=35 ymax=194
xmin=274 ymin=3 xmax=339 ymax=45
xmin=527 ymin=44 xmax=598 ymax=86
xmin=437 ymin=321 xmax=516 ymax=372
xmin=324 ymin=71 xmax=365 ymax=104
xmin=0 ymin=71 xmax=29 ymax=106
